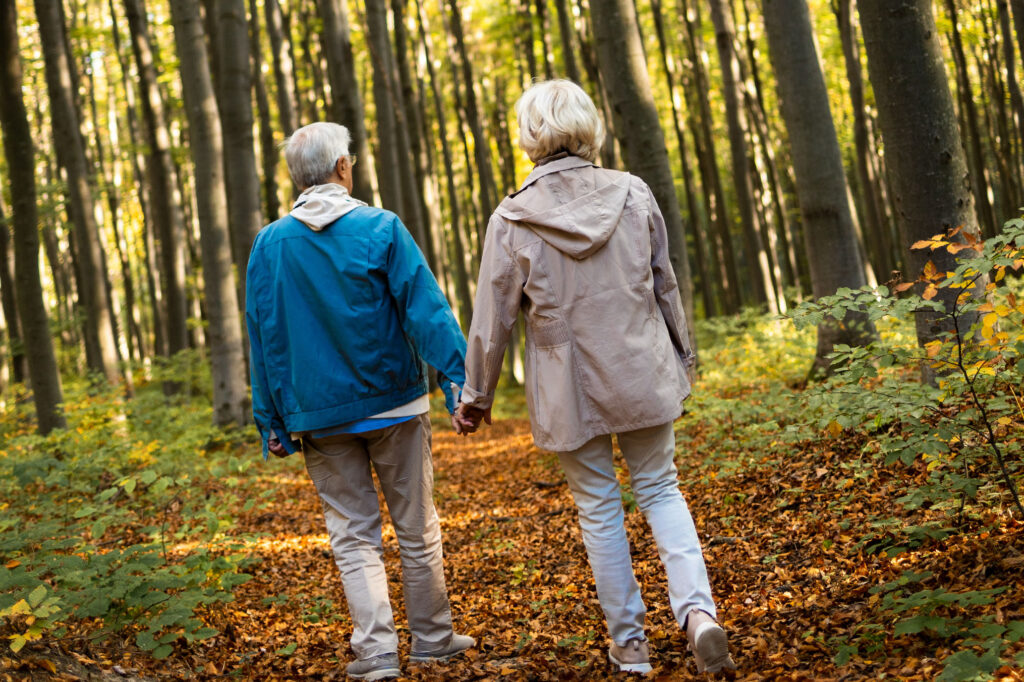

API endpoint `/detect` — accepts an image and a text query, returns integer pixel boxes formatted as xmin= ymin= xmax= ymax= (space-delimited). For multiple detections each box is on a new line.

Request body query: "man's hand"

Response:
xmin=268 ymin=437 xmax=289 ymax=458
xmin=453 ymin=403 xmax=491 ymax=435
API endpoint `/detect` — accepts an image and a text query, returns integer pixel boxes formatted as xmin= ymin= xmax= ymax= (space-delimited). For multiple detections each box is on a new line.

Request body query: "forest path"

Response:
xmin=130 ymin=415 xmax=1022 ymax=679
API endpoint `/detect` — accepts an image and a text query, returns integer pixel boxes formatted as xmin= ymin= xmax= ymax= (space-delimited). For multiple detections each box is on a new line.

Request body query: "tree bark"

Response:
xmin=708 ymin=0 xmax=777 ymax=313
xmin=318 ymin=0 xmax=376 ymax=201
xmin=249 ymin=0 xmax=282 ymax=222
xmin=763 ymin=0 xmax=876 ymax=376
xmin=942 ymin=0 xmax=999 ymax=239
xmin=0 ymin=0 xmax=66 ymax=432
xmin=169 ymin=0 xmax=249 ymax=426
xmin=265 ymin=0 xmax=299 ymax=137
xmin=34 ymin=0 xmax=120 ymax=382
xmin=553 ymin=0 xmax=580 ymax=81
xmin=125 ymin=0 xmax=191 ymax=358
xmin=0 ymin=198 xmax=27 ymax=383
xmin=212 ymin=0 xmax=263 ymax=307
xmin=589 ymin=0 xmax=696 ymax=340
xmin=858 ymin=0 xmax=982 ymax=355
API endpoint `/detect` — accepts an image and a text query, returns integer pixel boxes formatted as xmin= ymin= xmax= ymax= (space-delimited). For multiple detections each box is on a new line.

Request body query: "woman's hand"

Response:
xmin=452 ymin=403 xmax=492 ymax=435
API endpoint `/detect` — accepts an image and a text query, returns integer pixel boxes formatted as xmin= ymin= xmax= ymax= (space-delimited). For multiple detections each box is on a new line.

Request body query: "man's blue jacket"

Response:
xmin=245 ymin=207 xmax=467 ymax=458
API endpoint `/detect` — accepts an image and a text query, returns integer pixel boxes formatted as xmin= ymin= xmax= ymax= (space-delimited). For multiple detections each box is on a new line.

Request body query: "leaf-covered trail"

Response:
xmin=136 ymin=416 xmax=1022 ymax=680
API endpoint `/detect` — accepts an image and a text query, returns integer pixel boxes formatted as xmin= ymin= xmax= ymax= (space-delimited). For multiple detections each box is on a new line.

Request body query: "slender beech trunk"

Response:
xmin=1011 ymin=0 xmax=1024 ymax=79
xmin=943 ymin=0 xmax=999 ymax=238
xmin=125 ymin=0 xmax=191 ymax=359
xmin=589 ymin=0 xmax=696 ymax=339
xmin=708 ymin=0 xmax=777 ymax=313
xmin=265 ymin=0 xmax=298 ymax=136
xmin=416 ymin=0 xmax=472 ymax=326
xmin=319 ymin=0 xmax=375 ymax=201
xmin=447 ymin=0 xmax=499 ymax=246
xmin=169 ymin=0 xmax=249 ymax=426
xmin=858 ymin=0 xmax=982 ymax=358
xmin=249 ymin=0 xmax=282 ymax=222
xmin=0 ymin=0 xmax=65 ymax=431
xmin=534 ymin=0 xmax=555 ymax=79
xmin=680 ymin=0 xmax=738 ymax=313
xmin=998 ymin=0 xmax=1024 ymax=161
xmin=212 ymin=0 xmax=263 ymax=307
xmin=553 ymin=0 xmax=580 ymax=81
xmin=651 ymin=0 xmax=714 ymax=316
xmin=0 ymin=199 xmax=27 ymax=383
xmin=764 ymin=0 xmax=875 ymax=377
xmin=34 ymin=0 xmax=119 ymax=382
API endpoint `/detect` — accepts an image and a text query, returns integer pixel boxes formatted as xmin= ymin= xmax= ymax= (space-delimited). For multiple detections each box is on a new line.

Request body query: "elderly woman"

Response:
xmin=457 ymin=80 xmax=736 ymax=674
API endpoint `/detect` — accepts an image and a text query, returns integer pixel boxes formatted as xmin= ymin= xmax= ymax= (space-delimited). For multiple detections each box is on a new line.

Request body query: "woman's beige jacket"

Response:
xmin=461 ymin=155 xmax=696 ymax=452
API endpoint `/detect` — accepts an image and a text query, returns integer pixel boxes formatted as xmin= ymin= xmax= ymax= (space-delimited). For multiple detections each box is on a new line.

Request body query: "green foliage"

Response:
xmin=0 ymin=353 xmax=258 ymax=658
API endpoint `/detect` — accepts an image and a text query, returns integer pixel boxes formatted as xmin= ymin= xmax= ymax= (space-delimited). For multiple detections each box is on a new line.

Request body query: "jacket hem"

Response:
xmin=535 ymin=398 xmax=688 ymax=454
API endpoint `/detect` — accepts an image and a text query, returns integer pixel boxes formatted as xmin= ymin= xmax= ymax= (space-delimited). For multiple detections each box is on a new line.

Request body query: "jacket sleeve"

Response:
xmin=461 ymin=215 xmax=523 ymax=410
xmin=385 ymin=216 xmax=467 ymax=414
xmin=246 ymin=245 xmax=299 ymax=459
xmin=646 ymin=184 xmax=696 ymax=368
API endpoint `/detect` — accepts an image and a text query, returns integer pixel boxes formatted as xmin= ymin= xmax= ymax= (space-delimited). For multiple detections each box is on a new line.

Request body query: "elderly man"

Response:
xmin=246 ymin=122 xmax=474 ymax=680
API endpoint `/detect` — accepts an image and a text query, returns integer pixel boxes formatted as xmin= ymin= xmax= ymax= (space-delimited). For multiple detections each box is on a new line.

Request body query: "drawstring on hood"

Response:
xmin=495 ymin=155 xmax=631 ymax=259
xmin=290 ymin=183 xmax=367 ymax=231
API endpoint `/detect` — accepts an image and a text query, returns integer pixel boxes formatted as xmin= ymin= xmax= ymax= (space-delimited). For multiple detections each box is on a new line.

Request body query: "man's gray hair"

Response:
xmin=283 ymin=122 xmax=352 ymax=189
xmin=515 ymin=79 xmax=604 ymax=163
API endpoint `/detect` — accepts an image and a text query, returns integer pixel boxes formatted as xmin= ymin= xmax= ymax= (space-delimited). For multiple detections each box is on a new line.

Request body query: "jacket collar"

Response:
xmin=508 ymin=154 xmax=598 ymax=198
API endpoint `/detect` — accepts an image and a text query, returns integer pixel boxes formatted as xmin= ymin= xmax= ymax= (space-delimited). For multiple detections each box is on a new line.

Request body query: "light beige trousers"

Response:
xmin=302 ymin=414 xmax=454 ymax=659
xmin=557 ymin=421 xmax=717 ymax=646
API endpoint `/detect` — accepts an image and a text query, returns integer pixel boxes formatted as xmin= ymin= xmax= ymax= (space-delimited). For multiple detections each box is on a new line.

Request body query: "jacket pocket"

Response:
xmin=531 ymin=317 xmax=571 ymax=348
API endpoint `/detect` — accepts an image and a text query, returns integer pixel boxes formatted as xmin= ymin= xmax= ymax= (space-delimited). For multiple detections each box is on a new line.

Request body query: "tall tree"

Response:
xmin=319 ymin=0 xmax=376 ymax=200
xmin=0 ymin=197 xmax=27 ymax=383
xmin=249 ymin=0 xmax=282 ymax=221
xmin=858 ymin=0 xmax=982 ymax=353
xmin=265 ymin=0 xmax=299 ymax=137
xmin=589 ymin=0 xmax=696 ymax=338
xmin=34 ymin=0 xmax=120 ymax=382
xmin=0 ymin=0 xmax=65 ymax=432
xmin=125 ymin=0 xmax=191 ymax=359
xmin=763 ymin=0 xmax=875 ymax=376
xmin=212 ymin=0 xmax=264 ymax=302
xmin=169 ymin=0 xmax=249 ymax=426
xmin=708 ymin=0 xmax=779 ymax=313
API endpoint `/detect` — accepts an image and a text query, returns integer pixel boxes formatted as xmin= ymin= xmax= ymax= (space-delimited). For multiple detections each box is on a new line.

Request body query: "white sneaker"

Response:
xmin=609 ymin=637 xmax=653 ymax=674
xmin=687 ymin=610 xmax=737 ymax=673
xmin=409 ymin=633 xmax=476 ymax=663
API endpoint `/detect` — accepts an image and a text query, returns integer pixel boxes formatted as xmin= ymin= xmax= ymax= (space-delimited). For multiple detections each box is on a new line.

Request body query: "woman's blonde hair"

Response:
xmin=515 ymin=80 xmax=605 ymax=163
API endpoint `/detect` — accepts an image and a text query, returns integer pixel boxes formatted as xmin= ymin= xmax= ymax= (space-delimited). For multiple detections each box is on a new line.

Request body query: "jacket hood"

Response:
xmin=290 ymin=183 xmax=367 ymax=231
xmin=494 ymin=155 xmax=631 ymax=259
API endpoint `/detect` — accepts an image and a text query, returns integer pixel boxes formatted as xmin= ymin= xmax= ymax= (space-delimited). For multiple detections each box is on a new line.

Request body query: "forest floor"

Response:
xmin=12 ymin=399 xmax=1024 ymax=681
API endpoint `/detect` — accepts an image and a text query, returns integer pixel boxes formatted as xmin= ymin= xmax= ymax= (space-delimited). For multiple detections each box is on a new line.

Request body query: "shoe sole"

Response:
xmin=409 ymin=650 xmax=469 ymax=663
xmin=693 ymin=626 xmax=736 ymax=673
xmin=347 ymin=667 xmax=401 ymax=681
xmin=608 ymin=652 xmax=653 ymax=674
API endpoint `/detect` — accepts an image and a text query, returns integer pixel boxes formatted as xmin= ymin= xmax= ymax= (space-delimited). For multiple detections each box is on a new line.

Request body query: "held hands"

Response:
xmin=451 ymin=402 xmax=491 ymax=436
xmin=267 ymin=436 xmax=289 ymax=458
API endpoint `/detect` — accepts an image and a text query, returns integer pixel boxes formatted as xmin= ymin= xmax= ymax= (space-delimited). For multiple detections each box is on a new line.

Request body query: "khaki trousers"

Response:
xmin=302 ymin=414 xmax=454 ymax=658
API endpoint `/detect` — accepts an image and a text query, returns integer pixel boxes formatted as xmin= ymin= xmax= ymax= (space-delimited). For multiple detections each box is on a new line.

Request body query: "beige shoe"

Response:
xmin=687 ymin=610 xmax=736 ymax=673
xmin=609 ymin=637 xmax=652 ymax=674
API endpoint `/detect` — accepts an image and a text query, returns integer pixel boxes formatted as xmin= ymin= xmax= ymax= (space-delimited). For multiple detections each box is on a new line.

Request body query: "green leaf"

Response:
xmin=276 ymin=642 xmax=298 ymax=656
xmin=140 ymin=470 xmax=158 ymax=485
xmin=27 ymin=585 xmax=47 ymax=608
xmin=153 ymin=644 xmax=174 ymax=659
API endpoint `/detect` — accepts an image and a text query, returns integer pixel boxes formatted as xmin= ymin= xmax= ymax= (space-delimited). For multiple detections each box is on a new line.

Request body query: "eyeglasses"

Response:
xmin=347 ymin=155 xmax=357 ymax=166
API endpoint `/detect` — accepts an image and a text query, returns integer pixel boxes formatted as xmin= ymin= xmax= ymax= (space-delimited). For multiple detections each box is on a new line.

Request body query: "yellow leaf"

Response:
xmin=922 ymin=260 xmax=939 ymax=280
xmin=997 ymin=417 xmax=1012 ymax=426
xmin=922 ymin=284 xmax=938 ymax=300
xmin=925 ymin=341 xmax=943 ymax=358
xmin=827 ymin=420 xmax=843 ymax=437
xmin=2 ymin=599 xmax=30 ymax=617
xmin=996 ymin=267 xmax=1007 ymax=281
xmin=4 ymin=560 xmax=19 ymax=569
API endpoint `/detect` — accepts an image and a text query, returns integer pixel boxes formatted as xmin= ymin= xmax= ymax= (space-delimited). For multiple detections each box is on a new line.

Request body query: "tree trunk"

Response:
xmin=447 ymin=0 xmax=499 ymax=246
xmin=249 ymin=0 xmax=282 ymax=222
xmin=169 ymin=0 xmax=250 ymax=426
xmin=34 ymin=0 xmax=120 ymax=382
xmin=553 ymin=0 xmax=580 ymax=81
xmin=534 ymin=0 xmax=555 ymax=79
xmin=858 ymin=0 xmax=982 ymax=356
xmin=0 ymin=0 xmax=66 ymax=432
xmin=415 ymin=0 xmax=473 ymax=327
xmin=0 ymin=198 xmax=27 ymax=383
xmin=680 ymin=0 xmax=739 ymax=313
xmin=212 ymin=0 xmax=263 ymax=307
xmin=1011 ymin=0 xmax=1024 ymax=79
xmin=589 ymin=0 xmax=696 ymax=341
xmin=125 ymin=0 xmax=191 ymax=358
xmin=318 ymin=0 xmax=376 ymax=201
xmin=707 ymin=0 xmax=777 ymax=313
xmin=763 ymin=0 xmax=876 ymax=377
xmin=265 ymin=0 xmax=298 ymax=137
xmin=942 ymin=0 xmax=999 ymax=239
